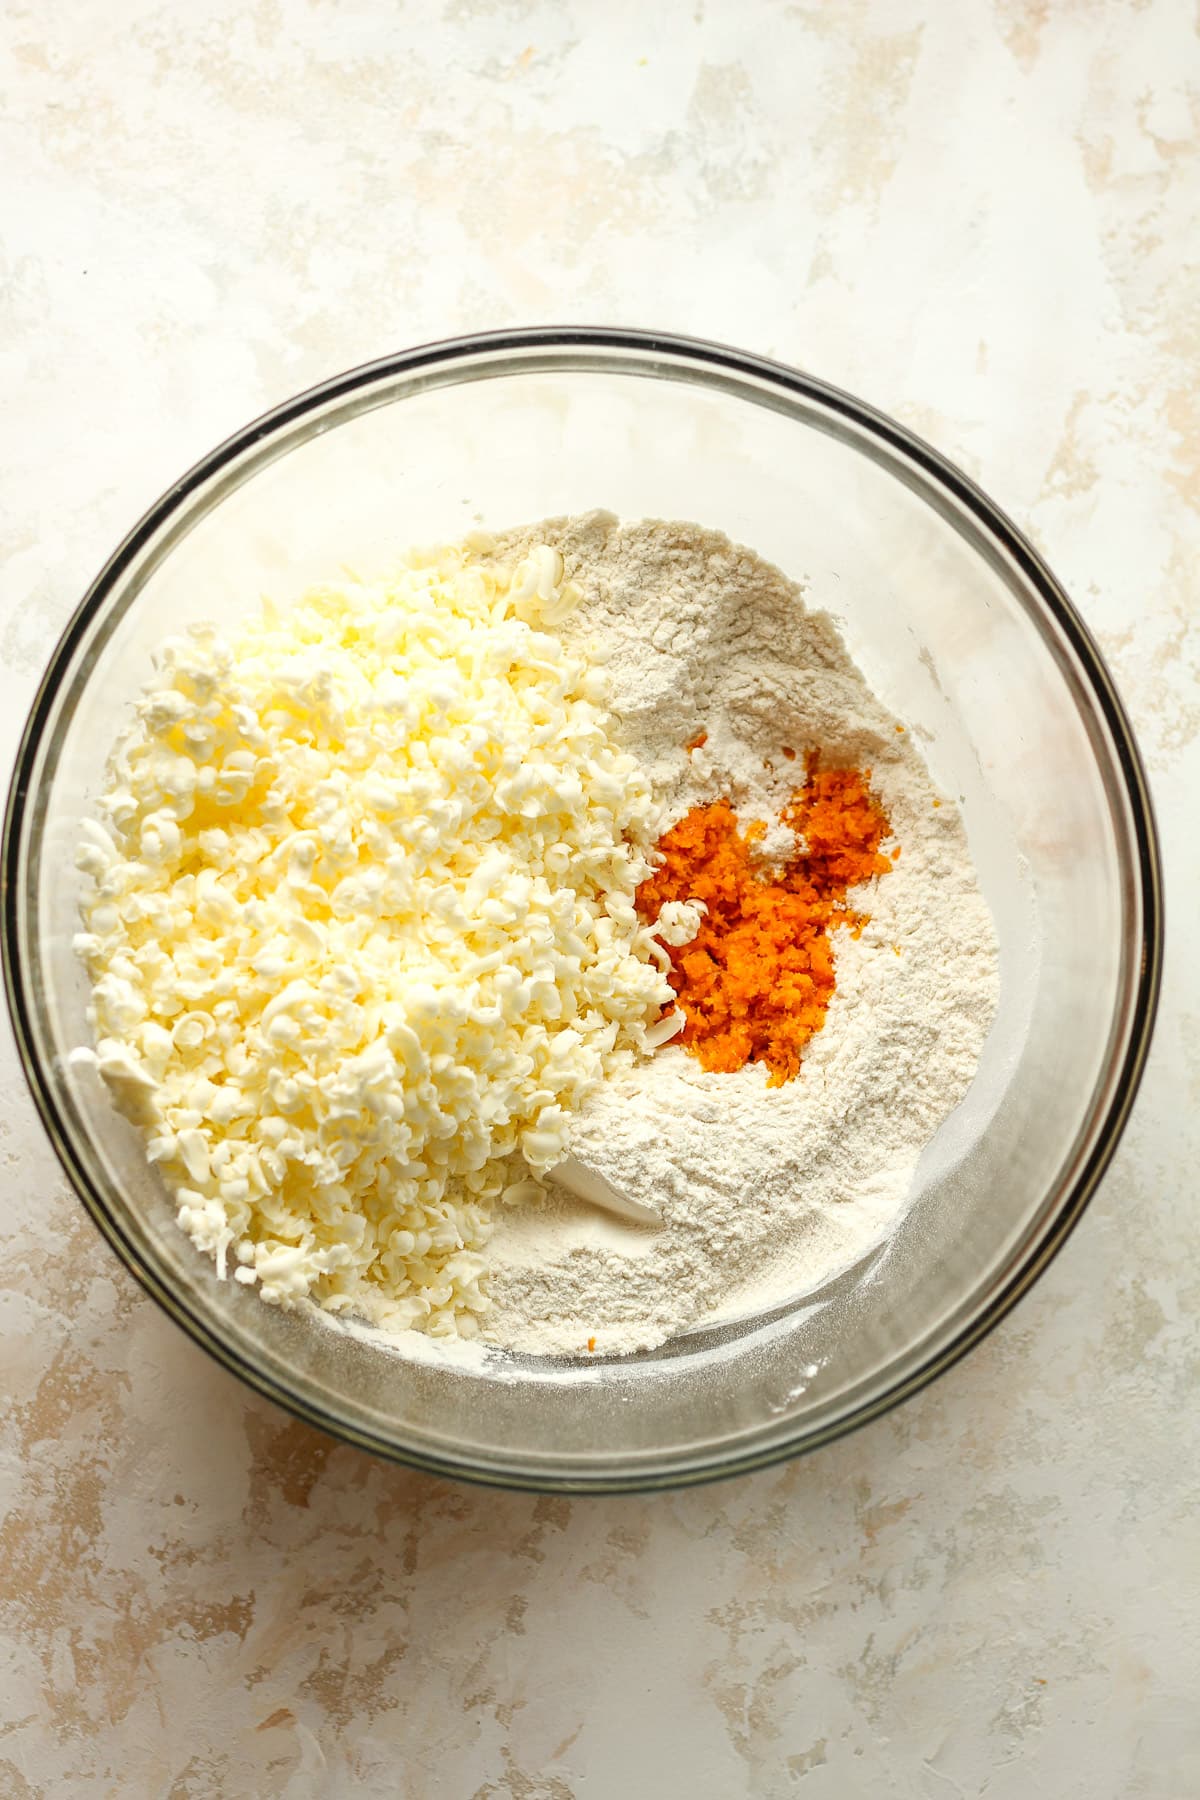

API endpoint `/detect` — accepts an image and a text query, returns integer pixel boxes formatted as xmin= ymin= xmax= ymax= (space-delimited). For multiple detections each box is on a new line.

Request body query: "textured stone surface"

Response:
xmin=1 ymin=2 xmax=1197 ymax=1794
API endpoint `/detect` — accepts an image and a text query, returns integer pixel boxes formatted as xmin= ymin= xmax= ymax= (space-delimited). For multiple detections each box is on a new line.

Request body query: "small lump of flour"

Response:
xmin=477 ymin=514 xmax=999 ymax=1357
xmin=750 ymin=818 xmax=799 ymax=868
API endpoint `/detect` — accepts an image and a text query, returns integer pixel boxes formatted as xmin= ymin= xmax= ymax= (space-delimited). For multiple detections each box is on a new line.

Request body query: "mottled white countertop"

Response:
xmin=2 ymin=3 xmax=1197 ymax=1795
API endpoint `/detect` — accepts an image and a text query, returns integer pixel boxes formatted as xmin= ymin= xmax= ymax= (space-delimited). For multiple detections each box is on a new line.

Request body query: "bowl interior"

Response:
xmin=8 ymin=339 xmax=1154 ymax=1488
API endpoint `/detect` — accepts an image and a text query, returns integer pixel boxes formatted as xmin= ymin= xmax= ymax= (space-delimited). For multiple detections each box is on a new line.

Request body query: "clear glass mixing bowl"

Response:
xmin=2 ymin=329 xmax=1162 ymax=1491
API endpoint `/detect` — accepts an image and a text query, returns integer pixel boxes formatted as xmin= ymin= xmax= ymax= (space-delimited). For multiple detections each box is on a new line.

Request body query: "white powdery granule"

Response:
xmin=477 ymin=514 xmax=1000 ymax=1357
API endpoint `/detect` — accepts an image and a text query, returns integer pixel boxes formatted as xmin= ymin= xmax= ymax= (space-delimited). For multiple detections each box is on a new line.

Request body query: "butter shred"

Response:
xmin=74 ymin=542 xmax=674 ymax=1336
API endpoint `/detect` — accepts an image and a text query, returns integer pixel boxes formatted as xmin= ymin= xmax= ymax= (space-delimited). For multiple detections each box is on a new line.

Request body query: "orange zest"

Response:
xmin=636 ymin=753 xmax=892 ymax=1086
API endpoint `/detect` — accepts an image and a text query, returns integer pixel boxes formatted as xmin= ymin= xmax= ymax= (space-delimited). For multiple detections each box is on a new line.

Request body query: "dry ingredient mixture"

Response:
xmin=75 ymin=512 xmax=999 ymax=1358
xmin=481 ymin=514 xmax=998 ymax=1355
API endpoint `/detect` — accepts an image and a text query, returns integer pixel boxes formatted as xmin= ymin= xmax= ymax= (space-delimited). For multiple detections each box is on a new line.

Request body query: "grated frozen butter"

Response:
xmin=74 ymin=541 xmax=676 ymax=1336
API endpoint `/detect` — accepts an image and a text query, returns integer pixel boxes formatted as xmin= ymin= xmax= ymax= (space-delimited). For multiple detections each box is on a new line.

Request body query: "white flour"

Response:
xmin=473 ymin=513 xmax=999 ymax=1357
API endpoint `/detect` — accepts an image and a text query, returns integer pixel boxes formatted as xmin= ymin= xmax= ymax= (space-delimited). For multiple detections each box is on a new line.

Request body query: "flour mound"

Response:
xmin=478 ymin=514 xmax=999 ymax=1356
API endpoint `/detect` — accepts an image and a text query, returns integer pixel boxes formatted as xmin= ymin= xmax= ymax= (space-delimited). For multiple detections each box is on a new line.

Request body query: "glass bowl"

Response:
xmin=2 ymin=328 xmax=1162 ymax=1492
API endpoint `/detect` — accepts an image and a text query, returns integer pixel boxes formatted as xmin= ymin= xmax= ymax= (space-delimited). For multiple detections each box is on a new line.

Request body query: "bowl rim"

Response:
xmin=2 ymin=325 xmax=1164 ymax=1493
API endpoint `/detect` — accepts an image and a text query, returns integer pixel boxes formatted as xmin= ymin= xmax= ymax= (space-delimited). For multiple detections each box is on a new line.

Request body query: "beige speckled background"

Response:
xmin=2 ymin=3 xmax=1197 ymax=1795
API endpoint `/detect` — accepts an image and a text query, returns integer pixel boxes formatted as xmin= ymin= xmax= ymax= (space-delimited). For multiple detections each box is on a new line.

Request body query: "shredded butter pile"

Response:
xmin=636 ymin=756 xmax=893 ymax=1085
xmin=74 ymin=542 xmax=676 ymax=1336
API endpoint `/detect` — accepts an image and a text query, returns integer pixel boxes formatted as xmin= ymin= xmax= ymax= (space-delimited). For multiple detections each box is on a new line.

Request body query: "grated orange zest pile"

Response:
xmin=636 ymin=754 xmax=893 ymax=1085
